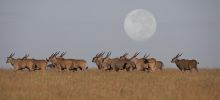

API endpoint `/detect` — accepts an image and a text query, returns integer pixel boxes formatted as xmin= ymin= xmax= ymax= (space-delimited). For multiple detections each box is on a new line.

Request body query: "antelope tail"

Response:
xmin=86 ymin=66 xmax=88 ymax=70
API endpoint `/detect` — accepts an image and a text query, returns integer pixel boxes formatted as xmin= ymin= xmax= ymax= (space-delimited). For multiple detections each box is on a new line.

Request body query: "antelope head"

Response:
xmin=48 ymin=51 xmax=59 ymax=62
xmin=92 ymin=52 xmax=105 ymax=62
xmin=6 ymin=53 xmax=15 ymax=63
xmin=171 ymin=53 xmax=182 ymax=63
xmin=120 ymin=53 xmax=129 ymax=60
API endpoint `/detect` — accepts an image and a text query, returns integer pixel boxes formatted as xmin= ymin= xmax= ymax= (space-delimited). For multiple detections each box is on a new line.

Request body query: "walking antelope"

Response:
xmin=100 ymin=52 xmax=115 ymax=71
xmin=17 ymin=54 xmax=48 ymax=71
xmin=101 ymin=52 xmax=136 ymax=72
xmin=59 ymin=52 xmax=88 ymax=71
xmin=6 ymin=53 xmax=34 ymax=71
xmin=142 ymin=54 xmax=157 ymax=72
xmin=118 ymin=53 xmax=136 ymax=71
xmin=140 ymin=58 xmax=163 ymax=72
xmin=48 ymin=52 xmax=87 ymax=71
xmin=48 ymin=52 xmax=72 ymax=71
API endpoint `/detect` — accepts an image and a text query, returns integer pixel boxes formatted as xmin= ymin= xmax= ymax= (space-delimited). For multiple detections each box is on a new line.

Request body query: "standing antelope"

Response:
xmin=92 ymin=52 xmax=105 ymax=70
xmin=171 ymin=53 xmax=199 ymax=72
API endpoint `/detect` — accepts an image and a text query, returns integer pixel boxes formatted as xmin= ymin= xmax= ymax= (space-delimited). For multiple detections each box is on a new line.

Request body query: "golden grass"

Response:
xmin=0 ymin=69 xmax=219 ymax=100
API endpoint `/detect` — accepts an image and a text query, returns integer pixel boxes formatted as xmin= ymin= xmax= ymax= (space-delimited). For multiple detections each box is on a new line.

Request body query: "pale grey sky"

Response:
xmin=0 ymin=0 xmax=220 ymax=68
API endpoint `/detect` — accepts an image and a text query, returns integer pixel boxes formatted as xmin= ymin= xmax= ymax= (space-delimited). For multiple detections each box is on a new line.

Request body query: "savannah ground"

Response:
xmin=0 ymin=68 xmax=219 ymax=100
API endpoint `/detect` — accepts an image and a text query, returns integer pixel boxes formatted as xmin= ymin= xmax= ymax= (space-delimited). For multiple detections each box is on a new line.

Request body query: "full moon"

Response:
xmin=124 ymin=9 xmax=157 ymax=41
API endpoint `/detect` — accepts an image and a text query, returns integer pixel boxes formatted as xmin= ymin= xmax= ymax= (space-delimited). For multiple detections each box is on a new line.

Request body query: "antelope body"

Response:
xmin=171 ymin=53 xmax=199 ymax=72
xmin=33 ymin=59 xmax=48 ymax=71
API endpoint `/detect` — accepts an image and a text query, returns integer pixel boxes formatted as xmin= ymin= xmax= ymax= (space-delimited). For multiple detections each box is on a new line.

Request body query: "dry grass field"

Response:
xmin=0 ymin=68 xmax=219 ymax=100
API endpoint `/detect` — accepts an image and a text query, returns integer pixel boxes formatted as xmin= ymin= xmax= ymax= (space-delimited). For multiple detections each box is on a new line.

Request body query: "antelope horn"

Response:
xmin=60 ymin=52 xmax=66 ymax=57
xmin=109 ymin=52 xmax=112 ymax=56
xmin=106 ymin=52 xmax=111 ymax=58
xmin=9 ymin=53 xmax=15 ymax=58
xmin=123 ymin=53 xmax=128 ymax=57
xmin=96 ymin=53 xmax=100 ymax=57
xmin=146 ymin=54 xmax=150 ymax=58
xmin=9 ymin=53 xmax=13 ymax=57
xmin=12 ymin=53 xmax=15 ymax=57
xmin=176 ymin=53 xmax=180 ymax=58
xmin=50 ymin=53 xmax=55 ymax=58
xmin=178 ymin=53 xmax=183 ymax=57
xmin=134 ymin=52 xmax=140 ymax=57
xmin=54 ymin=51 xmax=60 ymax=57
xmin=101 ymin=52 xmax=105 ymax=56
xmin=143 ymin=53 xmax=147 ymax=58
xmin=60 ymin=52 xmax=64 ymax=57
xmin=98 ymin=52 xmax=102 ymax=56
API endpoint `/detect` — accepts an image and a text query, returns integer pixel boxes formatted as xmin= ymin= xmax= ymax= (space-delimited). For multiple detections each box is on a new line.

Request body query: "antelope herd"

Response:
xmin=6 ymin=52 xmax=199 ymax=72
